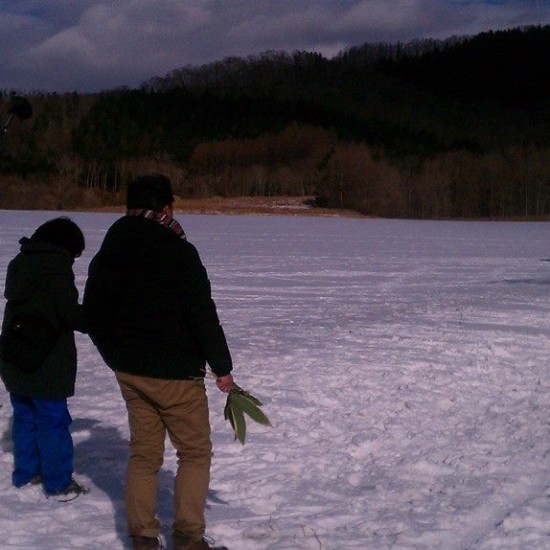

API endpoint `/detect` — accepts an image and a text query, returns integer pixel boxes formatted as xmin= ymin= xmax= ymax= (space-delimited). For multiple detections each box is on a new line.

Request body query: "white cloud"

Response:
xmin=338 ymin=0 xmax=428 ymax=30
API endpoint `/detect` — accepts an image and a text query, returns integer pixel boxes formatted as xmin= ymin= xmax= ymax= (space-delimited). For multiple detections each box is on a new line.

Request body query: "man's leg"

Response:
xmin=9 ymin=393 xmax=40 ymax=487
xmin=162 ymin=379 xmax=212 ymax=542
xmin=116 ymin=372 xmax=166 ymax=539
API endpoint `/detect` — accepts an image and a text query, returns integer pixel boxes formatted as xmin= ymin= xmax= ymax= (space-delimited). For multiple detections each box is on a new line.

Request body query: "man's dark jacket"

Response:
xmin=83 ymin=215 xmax=233 ymax=380
xmin=0 ymin=239 xmax=85 ymax=399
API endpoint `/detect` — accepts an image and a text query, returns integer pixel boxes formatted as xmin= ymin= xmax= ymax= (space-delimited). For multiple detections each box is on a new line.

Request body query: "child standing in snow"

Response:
xmin=0 ymin=217 xmax=88 ymax=499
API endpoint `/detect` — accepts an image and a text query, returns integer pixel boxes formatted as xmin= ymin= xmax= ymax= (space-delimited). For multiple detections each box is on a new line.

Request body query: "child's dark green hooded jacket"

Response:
xmin=0 ymin=238 xmax=86 ymax=400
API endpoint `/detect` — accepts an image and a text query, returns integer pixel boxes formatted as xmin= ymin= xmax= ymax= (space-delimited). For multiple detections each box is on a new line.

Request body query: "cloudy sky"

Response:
xmin=0 ymin=0 xmax=549 ymax=93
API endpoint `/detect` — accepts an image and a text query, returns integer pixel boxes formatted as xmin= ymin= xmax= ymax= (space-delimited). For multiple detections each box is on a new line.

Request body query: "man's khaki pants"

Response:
xmin=116 ymin=371 xmax=212 ymax=541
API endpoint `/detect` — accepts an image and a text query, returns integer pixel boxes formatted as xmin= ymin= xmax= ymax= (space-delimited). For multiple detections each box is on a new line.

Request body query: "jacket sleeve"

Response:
xmin=83 ymin=252 xmax=123 ymax=362
xmin=178 ymin=243 xmax=233 ymax=377
xmin=48 ymin=259 xmax=87 ymax=334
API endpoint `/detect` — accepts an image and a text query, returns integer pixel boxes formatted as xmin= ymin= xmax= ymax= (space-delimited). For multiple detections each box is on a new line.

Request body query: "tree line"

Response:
xmin=1 ymin=25 xmax=550 ymax=218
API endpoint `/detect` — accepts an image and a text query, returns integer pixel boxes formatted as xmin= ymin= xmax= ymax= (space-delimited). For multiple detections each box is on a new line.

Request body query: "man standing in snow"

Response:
xmin=83 ymin=174 xmax=233 ymax=550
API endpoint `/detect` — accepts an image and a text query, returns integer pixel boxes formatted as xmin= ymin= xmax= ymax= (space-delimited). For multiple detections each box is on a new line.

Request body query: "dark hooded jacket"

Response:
xmin=83 ymin=215 xmax=233 ymax=380
xmin=0 ymin=238 xmax=86 ymax=399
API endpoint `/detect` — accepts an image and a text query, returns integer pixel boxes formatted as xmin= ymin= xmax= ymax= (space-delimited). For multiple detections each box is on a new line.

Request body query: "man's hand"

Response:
xmin=216 ymin=374 xmax=234 ymax=393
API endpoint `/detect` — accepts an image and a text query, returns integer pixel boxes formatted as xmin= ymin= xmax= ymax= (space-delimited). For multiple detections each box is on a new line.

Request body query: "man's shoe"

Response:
xmin=132 ymin=535 xmax=162 ymax=550
xmin=173 ymin=532 xmax=227 ymax=550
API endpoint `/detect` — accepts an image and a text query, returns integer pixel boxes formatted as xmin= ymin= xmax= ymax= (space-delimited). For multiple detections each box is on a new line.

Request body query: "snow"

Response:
xmin=2 ymin=211 xmax=550 ymax=549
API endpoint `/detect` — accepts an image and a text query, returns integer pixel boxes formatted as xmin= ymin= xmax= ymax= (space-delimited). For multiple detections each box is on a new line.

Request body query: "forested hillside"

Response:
xmin=1 ymin=25 xmax=549 ymax=218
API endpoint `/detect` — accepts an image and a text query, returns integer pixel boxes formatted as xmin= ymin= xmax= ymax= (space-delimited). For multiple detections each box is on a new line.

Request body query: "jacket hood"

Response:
xmin=4 ymin=238 xmax=70 ymax=302
xmin=19 ymin=236 xmax=70 ymax=256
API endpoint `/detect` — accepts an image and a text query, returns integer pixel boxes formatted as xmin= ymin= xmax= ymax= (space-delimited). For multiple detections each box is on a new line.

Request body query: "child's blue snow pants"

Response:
xmin=10 ymin=393 xmax=73 ymax=495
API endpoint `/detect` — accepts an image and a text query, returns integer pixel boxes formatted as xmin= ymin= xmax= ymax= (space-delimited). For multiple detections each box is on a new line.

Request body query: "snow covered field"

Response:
xmin=2 ymin=210 xmax=550 ymax=550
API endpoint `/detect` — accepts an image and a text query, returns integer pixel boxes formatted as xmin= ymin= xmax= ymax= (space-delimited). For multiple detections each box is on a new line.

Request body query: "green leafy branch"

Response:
xmin=224 ymin=384 xmax=271 ymax=444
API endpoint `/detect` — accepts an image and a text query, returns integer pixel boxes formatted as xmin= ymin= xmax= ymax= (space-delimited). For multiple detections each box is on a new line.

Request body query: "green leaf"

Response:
xmin=224 ymin=394 xmax=246 ymax=444
xmin=231 ymin=384 xmax=263 ymax=406
xmin=225 ymin=396 xmax=236 ymax=434
xmin=223 ymin=397 xmax=231 ymax=421
xmin=230 ymin=398 xmax=247 ymax=444
xmin=224 ymin=386 xmax=271 ymax=444
xmin=230 ymin=392 xmax=272 ymax=427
